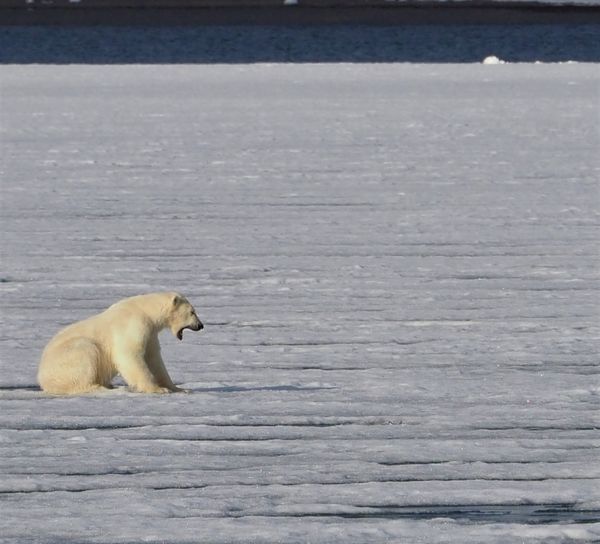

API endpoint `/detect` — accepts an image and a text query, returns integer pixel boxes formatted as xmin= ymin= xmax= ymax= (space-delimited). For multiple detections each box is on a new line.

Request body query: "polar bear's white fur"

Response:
xmin=38 ymin=292 xmax=203 ymax=395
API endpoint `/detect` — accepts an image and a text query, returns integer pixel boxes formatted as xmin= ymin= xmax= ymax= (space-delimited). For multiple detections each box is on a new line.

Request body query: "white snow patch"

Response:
xmin=483 ymin=55 xmax=506 ymax=64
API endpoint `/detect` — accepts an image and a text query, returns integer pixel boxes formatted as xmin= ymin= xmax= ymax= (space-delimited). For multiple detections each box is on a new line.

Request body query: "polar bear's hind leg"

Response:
xmin=38 ymin=338 xmax=109 ymax=394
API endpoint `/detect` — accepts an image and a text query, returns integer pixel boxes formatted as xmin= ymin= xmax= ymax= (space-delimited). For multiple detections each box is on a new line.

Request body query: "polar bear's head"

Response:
xmin=168 ymin=294 xmax=204 ymax=341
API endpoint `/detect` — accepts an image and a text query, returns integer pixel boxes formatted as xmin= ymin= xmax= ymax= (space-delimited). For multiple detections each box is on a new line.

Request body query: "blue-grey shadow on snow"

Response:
xmin=188 ymin=384 xmax=336 ymax=393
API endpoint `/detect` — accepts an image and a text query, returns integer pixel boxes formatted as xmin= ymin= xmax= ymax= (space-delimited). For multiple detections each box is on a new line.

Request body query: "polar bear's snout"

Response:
xmin=176 ymin=316 xmax=204 ymax=340
xmin=193 ymin=320 xmax=204 ymax=331
xmin=188 ymin=317 xmax=204 ymax=332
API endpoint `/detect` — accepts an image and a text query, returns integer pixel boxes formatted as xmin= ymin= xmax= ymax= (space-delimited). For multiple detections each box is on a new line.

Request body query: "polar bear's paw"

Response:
xmin=153 ymin=386 xmax=173 ymax=394
xmin=129 ymin=385 xmax=172 ymax=394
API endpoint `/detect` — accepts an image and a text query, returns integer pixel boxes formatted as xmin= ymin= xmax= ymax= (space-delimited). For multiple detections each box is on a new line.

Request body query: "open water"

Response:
xmin=1 ymin=23 xmax=599 ymax=63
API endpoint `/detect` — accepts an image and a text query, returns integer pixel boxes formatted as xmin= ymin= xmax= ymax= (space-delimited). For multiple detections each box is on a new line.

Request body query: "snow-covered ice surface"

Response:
xmin=1 ymin=64 xmax=599 ymax=543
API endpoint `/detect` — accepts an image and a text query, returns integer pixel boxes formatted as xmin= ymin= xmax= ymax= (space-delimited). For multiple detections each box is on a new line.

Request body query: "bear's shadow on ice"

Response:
xmin=0 ymin=384 xmax=336 ymax=395
xmin=187 ymin=384 xmax=336 ymax=393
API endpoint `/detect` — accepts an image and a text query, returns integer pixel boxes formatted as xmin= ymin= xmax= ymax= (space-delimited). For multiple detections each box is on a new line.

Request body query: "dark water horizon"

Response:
xmin=0 ymin=24 xmax=600 ymax=64
xmin=1 ymin=23 xmax=599 ymax=64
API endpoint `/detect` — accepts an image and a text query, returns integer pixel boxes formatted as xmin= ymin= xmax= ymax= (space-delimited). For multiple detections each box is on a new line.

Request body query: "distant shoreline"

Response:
xmin=2 ymin=4 xmax=600 ymax=26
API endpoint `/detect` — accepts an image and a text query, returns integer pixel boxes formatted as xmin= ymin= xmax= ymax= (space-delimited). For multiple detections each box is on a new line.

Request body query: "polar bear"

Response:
xmin=38 ymin=292 xmax=203 ymax=395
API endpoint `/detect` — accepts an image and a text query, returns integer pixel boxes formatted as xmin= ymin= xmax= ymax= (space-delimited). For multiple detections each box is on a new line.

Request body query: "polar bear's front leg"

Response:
xmin=117 ymin=355 xmax=171 ymax=394
xmin=112 ymin=344 xmax=169 ymax=394
xmin=145 ymin=336 xmax=183 ymax=392
xmin=112 ymin=329 xmax=171 ymax=394
xmin=118 ymin=357 xmax=168 ymax=393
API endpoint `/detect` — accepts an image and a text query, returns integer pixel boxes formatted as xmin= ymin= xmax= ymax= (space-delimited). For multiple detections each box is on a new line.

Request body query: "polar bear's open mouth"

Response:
xmin=177 ymin=322 xmax=203 ymax=341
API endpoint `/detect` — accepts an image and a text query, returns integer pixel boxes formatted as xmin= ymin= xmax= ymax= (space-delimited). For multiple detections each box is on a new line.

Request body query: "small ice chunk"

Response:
xmin=483 ymin=56 xmax=506 ymax=65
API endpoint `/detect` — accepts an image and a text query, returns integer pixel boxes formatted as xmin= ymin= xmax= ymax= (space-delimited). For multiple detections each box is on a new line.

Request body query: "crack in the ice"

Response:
xmin=475 ymin=426 xmax=599 ymax=432
xmin=198 ymin=339 xmax=433 ymax=347
xmin=0 ymin=423 xmax=152 ymax=431
xmin=165 ymin=503 xmax=600 ymax=524
xmin=4 ymin=476 xmax=598 ymax=496
xmin=0 ymin=419 xmax=399 ymax=432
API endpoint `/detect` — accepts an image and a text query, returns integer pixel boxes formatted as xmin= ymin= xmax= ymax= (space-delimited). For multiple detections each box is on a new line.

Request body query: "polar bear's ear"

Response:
xmin=171 ymin=294 xmax=183 ymax=307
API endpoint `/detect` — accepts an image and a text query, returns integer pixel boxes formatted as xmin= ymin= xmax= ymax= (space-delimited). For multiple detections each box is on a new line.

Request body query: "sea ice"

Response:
xmin=0 ymin=63 xmax=598 ymax=543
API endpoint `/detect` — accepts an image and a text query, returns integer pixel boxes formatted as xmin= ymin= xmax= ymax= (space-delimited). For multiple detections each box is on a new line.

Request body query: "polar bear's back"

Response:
xmin=47 ymin=311 xmax=109 ymax=348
